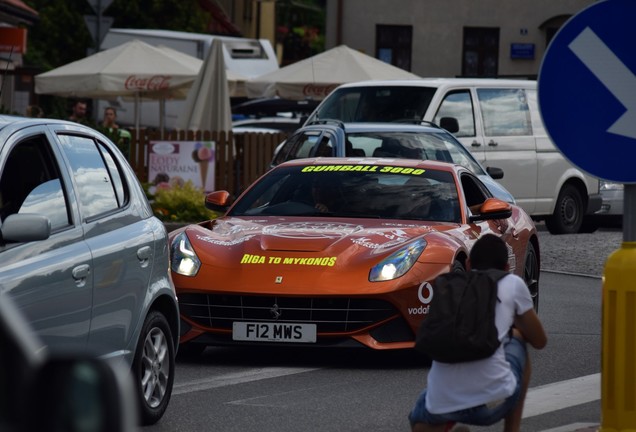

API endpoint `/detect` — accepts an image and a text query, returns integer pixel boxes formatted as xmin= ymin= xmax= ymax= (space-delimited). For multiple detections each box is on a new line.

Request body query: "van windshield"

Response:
xmin=308 ymin=86 xmax=437 ymax=123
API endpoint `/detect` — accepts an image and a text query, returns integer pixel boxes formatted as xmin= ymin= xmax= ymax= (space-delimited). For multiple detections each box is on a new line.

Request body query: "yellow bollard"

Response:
xmin=601 ymin=241 xmax=636 ymax=432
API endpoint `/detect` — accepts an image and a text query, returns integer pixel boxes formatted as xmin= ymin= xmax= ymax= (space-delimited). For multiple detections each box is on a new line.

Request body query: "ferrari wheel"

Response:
xmin=523 ymin=243 xmax=540 ymax=312
xmin=451 ymin=260 xmax=465 ymax=273
xmin=133 ymin=311 xmax=175 ymax=425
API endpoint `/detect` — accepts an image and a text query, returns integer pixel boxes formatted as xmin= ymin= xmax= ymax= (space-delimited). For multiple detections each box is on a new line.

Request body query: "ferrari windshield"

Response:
xmin=229 ymin=164 xmax=461 ymax=222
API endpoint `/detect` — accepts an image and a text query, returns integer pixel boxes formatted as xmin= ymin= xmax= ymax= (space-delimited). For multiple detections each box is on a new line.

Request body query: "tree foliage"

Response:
xmin=24 ymin=0 xmax=210 ymax=70
xmin=23 ymin=0 xmax=211 ymax=117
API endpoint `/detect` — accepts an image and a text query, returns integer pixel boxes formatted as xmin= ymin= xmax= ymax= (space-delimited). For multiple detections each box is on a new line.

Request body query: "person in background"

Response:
xmin=101 ymin=106 xmax=132 ymax=159
xmin=68 ymin=99 xmax=89 ymax=124
xmin=102 ymin=106 xmax=120 ymax=131
xmin=26 ymin=105 xmax=43 ymax=118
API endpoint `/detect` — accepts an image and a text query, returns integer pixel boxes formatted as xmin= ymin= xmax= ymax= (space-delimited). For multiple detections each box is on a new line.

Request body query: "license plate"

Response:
xmin=232 ymin=322 xmax=317 ymax=343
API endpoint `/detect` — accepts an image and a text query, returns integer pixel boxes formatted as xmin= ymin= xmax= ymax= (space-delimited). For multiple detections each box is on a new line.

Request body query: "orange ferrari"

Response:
xmin=169 ymin=158 xmax=539 ymax=354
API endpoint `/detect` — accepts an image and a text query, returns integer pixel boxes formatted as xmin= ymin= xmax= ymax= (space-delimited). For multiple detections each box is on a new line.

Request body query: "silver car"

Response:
xmin=271 ymin=121 xmax=516 ymax=204
xmin=0 ymin=115 xmax=179 ymax=425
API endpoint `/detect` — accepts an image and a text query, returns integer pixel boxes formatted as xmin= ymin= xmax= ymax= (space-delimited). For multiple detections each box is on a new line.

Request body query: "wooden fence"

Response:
xmin=129 ymin=129 xmax=289 ymax=197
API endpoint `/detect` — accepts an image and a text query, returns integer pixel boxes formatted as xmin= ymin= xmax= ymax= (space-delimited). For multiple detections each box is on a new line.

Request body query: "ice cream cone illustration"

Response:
xmin=199 ymin=160 xmax=209 ymax=188
xmin=193 ymin=143 xmax=213 ymax=189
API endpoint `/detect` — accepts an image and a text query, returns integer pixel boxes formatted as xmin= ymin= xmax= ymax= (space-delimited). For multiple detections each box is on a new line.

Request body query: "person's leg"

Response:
xmin=503 ymin=328 xmax=531 ymax=432
xmin=409 ymin=389 xmax=456 ymax=432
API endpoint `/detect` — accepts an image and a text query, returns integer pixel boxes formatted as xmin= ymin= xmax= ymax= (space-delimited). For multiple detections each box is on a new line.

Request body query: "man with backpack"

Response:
xmin=409 ymin=234 xmax=547 ymax=432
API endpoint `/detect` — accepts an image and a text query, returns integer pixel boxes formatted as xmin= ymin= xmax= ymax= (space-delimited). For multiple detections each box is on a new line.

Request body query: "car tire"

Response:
xmin=523 ymin=242 xmax=540 ymax=312
xmin=451 ymin=260 xmax=465 ymax=273
xmin=545 ymin=184 xmax=584 ymax=234
xmin=133 ymin=311 xmax=175 ymax=426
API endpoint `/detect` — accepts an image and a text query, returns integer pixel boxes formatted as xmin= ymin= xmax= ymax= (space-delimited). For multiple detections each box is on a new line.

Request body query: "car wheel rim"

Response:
xmin=561 ymin=195 xmax=580 ymax=227
xmin=141 ymin=327 xmax=170 ymax=409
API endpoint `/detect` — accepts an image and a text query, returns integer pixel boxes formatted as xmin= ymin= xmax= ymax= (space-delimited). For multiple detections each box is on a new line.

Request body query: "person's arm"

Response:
xmin=514 ymin=309 xmax=547 ymax=349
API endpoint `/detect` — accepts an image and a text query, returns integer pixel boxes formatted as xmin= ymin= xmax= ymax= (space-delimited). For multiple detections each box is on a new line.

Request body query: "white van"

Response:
xmin=98 ymin=29 xmax=280 ymax=130
xmin=305 ymin=78 xmax=602 ymax=234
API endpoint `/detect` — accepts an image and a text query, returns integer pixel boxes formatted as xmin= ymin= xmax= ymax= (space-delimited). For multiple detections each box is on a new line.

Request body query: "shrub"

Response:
xmin=144 ymin=180 xmax=219 ymax=222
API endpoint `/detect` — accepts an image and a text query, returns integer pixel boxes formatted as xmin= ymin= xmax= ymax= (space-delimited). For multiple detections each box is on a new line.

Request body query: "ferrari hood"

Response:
xmin=186 ymin=217 xmax=446 ymax=264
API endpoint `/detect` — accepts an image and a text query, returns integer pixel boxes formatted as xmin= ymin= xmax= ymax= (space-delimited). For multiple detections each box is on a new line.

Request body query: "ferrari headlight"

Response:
xmin=170 ymin=232 xmax=201 ymax=276
xmin=369 ymin=238 xmax=427 ymax=282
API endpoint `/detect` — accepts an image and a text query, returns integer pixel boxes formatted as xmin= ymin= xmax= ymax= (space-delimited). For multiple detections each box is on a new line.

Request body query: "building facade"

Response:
xmin=324 ymin=0 xmax=596 ymax=78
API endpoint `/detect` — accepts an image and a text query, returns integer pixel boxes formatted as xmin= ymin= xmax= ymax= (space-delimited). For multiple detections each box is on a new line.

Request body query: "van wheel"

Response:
xmin=545 ymin=184 xmax=584 ymax=234
xmin=133 ymin=311 xmax=175 ymax=425
xmin=524 ymin=243 xmax=539 ymax=312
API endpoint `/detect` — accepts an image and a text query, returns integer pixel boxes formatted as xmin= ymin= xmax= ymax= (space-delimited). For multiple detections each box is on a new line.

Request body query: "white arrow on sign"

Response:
xmin=569 ymin=26 xmax=636 ymax=140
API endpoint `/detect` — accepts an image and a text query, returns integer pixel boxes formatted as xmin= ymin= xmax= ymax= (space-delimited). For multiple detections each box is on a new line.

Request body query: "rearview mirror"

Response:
xmin=439 ymin=117 xmax=459 ymax=133
xmin=205 ymin=190 xmax=232 ymax=212
xmin=1 ymin=213 xmax=51 ymax=242
xmin=469 ymin=198 xmax=513 ymax=222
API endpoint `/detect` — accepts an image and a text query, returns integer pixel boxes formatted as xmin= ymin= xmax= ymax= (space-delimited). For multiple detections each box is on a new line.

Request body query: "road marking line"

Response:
xmin=539 ymin=423 xmax=598 ymax=432
xmin=172 ymin=367 xmax=319 ymax=395
xmin=523 ymin=373 xmax=600 ymax=419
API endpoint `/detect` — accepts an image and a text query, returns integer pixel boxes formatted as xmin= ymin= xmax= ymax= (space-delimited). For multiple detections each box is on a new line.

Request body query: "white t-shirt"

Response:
xmin=425 ymin=273 xmax=535 ymax=414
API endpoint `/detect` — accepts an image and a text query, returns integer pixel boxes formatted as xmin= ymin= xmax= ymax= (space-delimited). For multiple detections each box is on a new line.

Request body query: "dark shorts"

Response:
xmin=408 ymin=337 xmax=527 ymax=427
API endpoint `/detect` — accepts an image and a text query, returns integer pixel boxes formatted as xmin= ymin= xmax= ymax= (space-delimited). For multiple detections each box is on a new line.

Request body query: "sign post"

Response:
xmin=538 ymin=0 xmax=636 ymax=430
xmin=84 ymin=0 xmax=114 ymax=54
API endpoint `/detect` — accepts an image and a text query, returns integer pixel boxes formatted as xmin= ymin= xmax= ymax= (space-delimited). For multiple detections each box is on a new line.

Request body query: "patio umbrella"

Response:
xmin=245 ymin=45 xmax=421 ymax=100
xmin=176 ymin=38 xmax=232 ymax=132
xmin=34 ymin=39 xmax=201 ymax=134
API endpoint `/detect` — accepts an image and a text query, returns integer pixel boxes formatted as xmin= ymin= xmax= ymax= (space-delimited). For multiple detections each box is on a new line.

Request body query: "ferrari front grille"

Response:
xmin=178 ymin=293 xmax=398 ymax=333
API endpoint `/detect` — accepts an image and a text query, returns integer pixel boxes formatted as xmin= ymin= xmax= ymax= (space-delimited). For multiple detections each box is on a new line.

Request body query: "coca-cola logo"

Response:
xmin=303 ymin=83 xmax=338 ymax=98
xmin=124 ymin=75 xmax=173 ymax=91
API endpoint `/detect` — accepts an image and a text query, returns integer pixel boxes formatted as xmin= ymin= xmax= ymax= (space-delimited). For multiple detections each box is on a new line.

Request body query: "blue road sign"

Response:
xmin=538 ymin=0 xmax=636 ymax=183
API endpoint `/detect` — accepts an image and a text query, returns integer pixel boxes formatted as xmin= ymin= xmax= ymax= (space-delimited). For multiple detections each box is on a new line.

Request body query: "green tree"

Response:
xmin=23 ymin=0 xmax=211 ymax=118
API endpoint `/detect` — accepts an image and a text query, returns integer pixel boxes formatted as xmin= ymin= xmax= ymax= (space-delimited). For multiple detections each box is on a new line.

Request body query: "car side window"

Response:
xmin=98 ymin=142 xmax=127 ymax=207
xmin=477 ymin=88 xmax=532 ymax=137
xmin=460 ymin=172 xmax=492 ymax=214
xmin=273 ymin=131 xmax=321 ymax=165
xmin=434 ymin=90 xmax=476 ymax=137
xmin=0 ymin=137 xmax=71 ymax=231
xmin=312 ymin=134 xmax=335 ymax=157
xmin=57 ymin=134 xmax=123 ymax=220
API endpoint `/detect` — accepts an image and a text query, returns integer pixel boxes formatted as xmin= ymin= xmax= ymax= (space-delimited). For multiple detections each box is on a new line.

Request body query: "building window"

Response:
xmin=462 ymin=27 xmax=500 ymax=77
xmin=376 ymin=25 xmax=412 ymax=71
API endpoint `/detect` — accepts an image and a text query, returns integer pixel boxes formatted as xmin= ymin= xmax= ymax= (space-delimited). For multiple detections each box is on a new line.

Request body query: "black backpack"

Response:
xmin=415 ymin=269 xmax=509 ymax=363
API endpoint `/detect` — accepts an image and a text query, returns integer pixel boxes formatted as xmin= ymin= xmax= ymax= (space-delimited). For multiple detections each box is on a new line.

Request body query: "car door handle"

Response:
xmin=137 ymin=246 xmax=152 ymax=267
xmin=72 ymin=264 xmax=90 ymax=287
xmin=72 ymin=264 xmax=90 ymax=280
xmin=471 ymin=140 xmax=481 ymax=147
xmin=488 ymin=140 xmax=498 ymax=147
